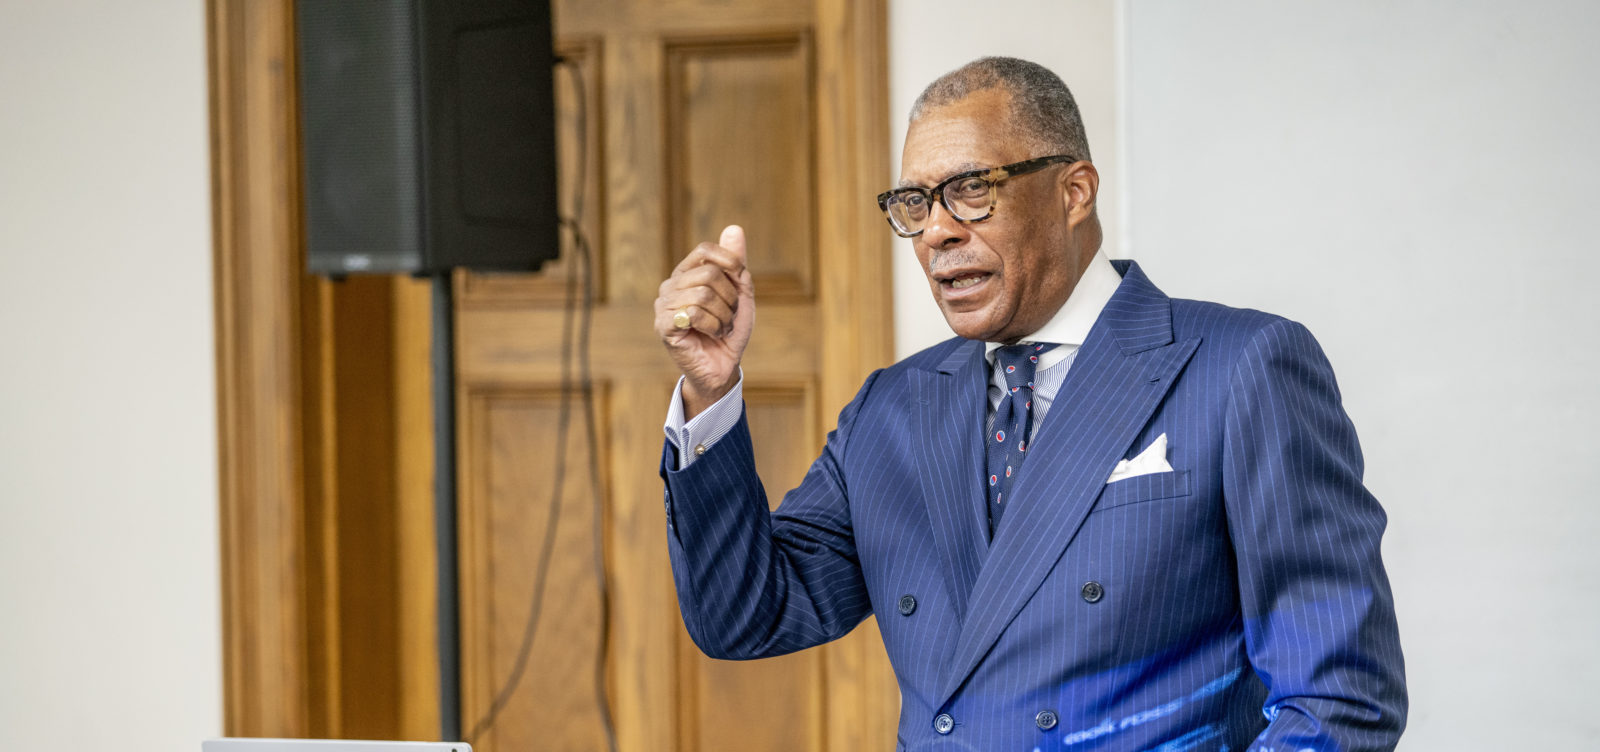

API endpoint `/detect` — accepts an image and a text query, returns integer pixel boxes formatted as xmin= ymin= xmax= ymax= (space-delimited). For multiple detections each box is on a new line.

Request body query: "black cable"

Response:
xmin=461 ymin=56 xmax=617 ymax=752
xmin=569 ymin=216 xmax=618 ymax=752
xmin=559 ymin=54 xmax=619 ymax=752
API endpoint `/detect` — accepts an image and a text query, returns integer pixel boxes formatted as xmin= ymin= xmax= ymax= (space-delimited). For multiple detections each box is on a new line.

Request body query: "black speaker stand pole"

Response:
xmin=431 ymin=272 xmax=463 ymax=741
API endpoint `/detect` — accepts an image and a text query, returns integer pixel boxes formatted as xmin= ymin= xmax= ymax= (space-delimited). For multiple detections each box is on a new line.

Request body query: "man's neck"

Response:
xmin=984 ymin=250 xmax=1122 ymax=355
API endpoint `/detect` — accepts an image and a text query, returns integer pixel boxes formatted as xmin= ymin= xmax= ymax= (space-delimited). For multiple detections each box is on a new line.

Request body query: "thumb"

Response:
xmin=720 ymin=224 xmax=746 ymax=262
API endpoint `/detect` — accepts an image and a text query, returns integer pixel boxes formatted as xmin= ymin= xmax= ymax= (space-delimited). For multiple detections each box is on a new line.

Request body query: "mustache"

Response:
xmin=926 ymin=250 xmax=984 ymax=276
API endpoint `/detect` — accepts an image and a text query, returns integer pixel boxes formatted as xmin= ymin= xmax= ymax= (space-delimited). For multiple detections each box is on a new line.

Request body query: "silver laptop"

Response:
xmin=204 ymin=740 xmax=470 ymax=752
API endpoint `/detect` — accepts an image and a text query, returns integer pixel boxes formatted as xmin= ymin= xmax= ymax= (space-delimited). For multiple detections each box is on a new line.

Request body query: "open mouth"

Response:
xmin=939 ymin=271 xmax=992 ymax=292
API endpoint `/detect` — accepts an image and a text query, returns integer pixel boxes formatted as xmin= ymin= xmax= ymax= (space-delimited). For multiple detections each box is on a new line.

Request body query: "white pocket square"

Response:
xmin=1107 ymin=433 xmax=1173 ymax=483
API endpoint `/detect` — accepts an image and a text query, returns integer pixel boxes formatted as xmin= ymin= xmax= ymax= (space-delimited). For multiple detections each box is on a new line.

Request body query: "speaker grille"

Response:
xmin=298 ymin=0 xmax=424 ymax=274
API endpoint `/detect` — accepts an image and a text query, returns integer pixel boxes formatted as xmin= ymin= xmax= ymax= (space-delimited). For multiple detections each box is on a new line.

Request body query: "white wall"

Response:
xmin=892 ymin=1 xmax=1600 ymax=748
xmin=0 ymin=1 xmax=222 ymax=750
xmin=1125 ymin=1 xmax=1600 ymax=747
xmin=889 ymin=0 xmax=1122 ymax=357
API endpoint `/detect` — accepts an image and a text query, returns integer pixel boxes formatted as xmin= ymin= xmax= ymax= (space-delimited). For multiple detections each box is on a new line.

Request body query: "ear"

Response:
xmin=1059 ymin=160 xmax=1100 ymax=226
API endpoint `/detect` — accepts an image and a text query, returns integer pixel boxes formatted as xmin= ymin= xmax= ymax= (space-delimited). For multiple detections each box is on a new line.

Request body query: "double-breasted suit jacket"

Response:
xmin=662 ymin=261 xmax=1406 ymax=751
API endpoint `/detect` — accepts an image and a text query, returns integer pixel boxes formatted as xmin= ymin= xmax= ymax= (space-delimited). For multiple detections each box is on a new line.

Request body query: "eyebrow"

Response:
xmin=897 ymin=161 xmax=988 ymax=189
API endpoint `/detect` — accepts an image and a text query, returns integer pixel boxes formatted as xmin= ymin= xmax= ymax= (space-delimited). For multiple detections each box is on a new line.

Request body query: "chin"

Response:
xmin=940 ymin=309 xmax=1001 ymax=341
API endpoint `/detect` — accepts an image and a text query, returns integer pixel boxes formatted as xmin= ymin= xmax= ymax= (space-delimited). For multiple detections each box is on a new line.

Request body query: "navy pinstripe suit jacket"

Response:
xmin=662 ymin=261 xmax=1406 ymax=751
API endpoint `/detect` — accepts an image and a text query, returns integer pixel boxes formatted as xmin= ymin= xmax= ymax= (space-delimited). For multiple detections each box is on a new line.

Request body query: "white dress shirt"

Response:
xmin=665 ymin=251 xmax=1123 ymax=468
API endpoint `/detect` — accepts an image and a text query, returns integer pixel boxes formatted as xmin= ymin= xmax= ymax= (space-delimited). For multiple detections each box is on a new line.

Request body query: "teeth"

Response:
xmin=950 ymin=275 xmax=984 ymax=289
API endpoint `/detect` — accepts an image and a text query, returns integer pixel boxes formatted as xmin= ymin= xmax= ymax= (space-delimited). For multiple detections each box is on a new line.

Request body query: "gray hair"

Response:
xmin=909 ymin=56 xmax=1092 ymax=162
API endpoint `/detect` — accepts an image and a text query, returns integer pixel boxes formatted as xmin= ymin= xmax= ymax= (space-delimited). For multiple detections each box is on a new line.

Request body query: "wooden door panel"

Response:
xmin=460 ymin=387 xmax=610 ymax=752
xmin=666 ymin=34 xmax=816 ymax=302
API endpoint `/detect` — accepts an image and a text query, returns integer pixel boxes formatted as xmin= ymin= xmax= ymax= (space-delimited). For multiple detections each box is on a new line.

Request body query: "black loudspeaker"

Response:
xmin=296 ymin=0 xmax=558 ymax=276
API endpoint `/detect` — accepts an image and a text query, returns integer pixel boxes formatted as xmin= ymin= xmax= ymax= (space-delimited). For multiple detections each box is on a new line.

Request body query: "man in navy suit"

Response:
xmin=653 ymin=57 xmax=1406 ymax=751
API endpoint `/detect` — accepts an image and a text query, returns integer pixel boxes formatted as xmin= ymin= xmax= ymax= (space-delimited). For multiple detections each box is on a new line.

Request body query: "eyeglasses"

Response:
xmin=876 ymin=154 xmax=1077 ymax=238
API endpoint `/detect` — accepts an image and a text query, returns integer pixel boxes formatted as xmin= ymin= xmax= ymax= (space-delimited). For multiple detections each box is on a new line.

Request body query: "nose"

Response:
xmin=918 ymin=197 xmax=969 ymax=250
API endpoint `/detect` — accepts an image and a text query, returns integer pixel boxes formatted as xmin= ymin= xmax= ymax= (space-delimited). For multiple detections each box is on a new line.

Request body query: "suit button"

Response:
xmin=933 ymin=713 xmax=954 ymax=735
xmin=897 ymin=594 xmax=917 ymax=616
xmin=1035 ymin=709 xmax=1058 ymax=730
xmin=1081 ymin=581 xmax=1104 ymax=603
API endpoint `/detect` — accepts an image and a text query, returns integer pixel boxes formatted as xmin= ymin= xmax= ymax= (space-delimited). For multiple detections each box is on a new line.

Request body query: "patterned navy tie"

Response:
xmin=986 ymin=342 xmax=1057 ymax=535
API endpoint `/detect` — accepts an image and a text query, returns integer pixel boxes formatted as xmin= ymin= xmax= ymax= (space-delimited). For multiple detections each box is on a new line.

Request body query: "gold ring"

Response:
xmin=673 ymin=307 xmax=693 ymax=330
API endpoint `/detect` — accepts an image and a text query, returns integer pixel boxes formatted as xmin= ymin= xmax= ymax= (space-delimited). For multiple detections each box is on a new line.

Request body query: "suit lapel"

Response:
xmin=935 ymin=262 xmax=1202 ymax=704
xmin=911 ymin=339 xmax=990 ymax=620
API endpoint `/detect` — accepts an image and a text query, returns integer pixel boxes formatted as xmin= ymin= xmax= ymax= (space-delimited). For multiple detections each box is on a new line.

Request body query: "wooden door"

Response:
xmin=454 ymin=2 xmax=898 ymax=750
xmin=210 ymin=0 xmax=896 ymax=748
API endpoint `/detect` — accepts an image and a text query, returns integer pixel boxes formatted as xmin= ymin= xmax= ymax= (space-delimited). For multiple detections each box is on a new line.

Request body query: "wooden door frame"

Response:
xmin=208 ymin=0 xmax=893 ymax=740
xmin=210 ymin=0 xmax=319 ymax=735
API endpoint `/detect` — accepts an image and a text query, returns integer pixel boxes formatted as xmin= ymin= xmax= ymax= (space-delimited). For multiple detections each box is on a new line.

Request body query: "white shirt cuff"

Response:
xmin=663 ymin=370 xmax=744 ymax=469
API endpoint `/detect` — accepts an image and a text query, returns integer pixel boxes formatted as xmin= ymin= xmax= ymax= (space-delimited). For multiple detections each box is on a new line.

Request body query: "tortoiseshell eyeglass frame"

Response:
xmin=875 ymin=154 xmax=1078 ymax=238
